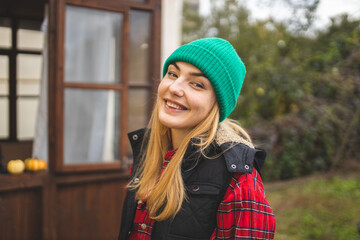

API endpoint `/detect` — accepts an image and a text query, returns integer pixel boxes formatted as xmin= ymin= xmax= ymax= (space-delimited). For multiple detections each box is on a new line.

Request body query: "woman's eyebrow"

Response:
xmin=170 ymin=62 xmax=180 ymax=70
xmin=170 ymin=62 xmax=208 ymax=78
xmin=190 ymin=72 xmax=208 ymax=78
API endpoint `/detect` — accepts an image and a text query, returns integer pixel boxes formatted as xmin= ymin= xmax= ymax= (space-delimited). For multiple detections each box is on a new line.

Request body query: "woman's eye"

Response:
xmin=167 ymin=71 xmax=178 ymax=78
xmin=192 ymin=82 xmax=204 ymax=89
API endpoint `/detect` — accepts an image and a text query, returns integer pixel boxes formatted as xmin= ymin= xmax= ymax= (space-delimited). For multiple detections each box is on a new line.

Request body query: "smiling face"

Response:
xmin=157 ymin=62 xmax=217 ymax=138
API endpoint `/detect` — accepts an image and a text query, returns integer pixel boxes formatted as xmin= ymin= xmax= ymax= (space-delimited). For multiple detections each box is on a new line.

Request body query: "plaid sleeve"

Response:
xmin=210 ymin=168 xmax=276 ymax=240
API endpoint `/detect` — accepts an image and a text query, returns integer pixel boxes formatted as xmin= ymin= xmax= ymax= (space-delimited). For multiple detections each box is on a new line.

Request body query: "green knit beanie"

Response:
xmin=162 ymin=38 xmax=246 ymax=122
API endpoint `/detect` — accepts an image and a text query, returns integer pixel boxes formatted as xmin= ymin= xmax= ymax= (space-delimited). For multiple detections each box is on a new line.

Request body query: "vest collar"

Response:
xmin=127 ymin=127 xmax=266 ymax=175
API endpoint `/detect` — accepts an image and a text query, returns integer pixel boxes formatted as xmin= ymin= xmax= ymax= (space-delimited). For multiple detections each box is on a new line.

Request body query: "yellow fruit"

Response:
xmin=7 ymin=160 xmax=25 ymax=174
xmin=24 ymin=158 xmax=47 ymax=171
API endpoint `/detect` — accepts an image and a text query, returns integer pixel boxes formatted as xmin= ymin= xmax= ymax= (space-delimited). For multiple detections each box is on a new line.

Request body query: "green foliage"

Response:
xmin=267 ymin=174 xmax=360 ymax=239
xmin=182 ymin=1 xmax=206 ymax=44
xmin=182 ymin=0 xmax=360 ymax=180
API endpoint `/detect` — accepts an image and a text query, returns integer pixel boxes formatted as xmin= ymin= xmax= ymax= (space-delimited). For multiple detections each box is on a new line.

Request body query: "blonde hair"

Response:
xmin=129 ymin=102 xmax=252 ymax=221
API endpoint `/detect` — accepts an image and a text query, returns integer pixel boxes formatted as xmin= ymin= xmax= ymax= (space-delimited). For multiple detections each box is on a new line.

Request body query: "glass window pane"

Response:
xmin=128 ymin=89 xmax=149 ymax=132
xmin=0 ymin=18 xmax=11 ymax=49
xmin=0 ymin=55 xmax=9 ymax=95
xmin=65 ymin=5 xmax=122 ymax=84
xmin=0 ymin=97 xmax=9 ymax=138
xmin=17 ymin=54 xmax=42 ymax=95
xmin=129 ymin=10 xmax=151 ymax=84
xmin=64 ymin=89 xmax=121 ymax=164
xmin=17 ymin=20 xmax=44 ymax=51
xmin=17 ymin=97 xmax=39 ymax=140
xmin=127 ymin=89 xmax=149 ymax=158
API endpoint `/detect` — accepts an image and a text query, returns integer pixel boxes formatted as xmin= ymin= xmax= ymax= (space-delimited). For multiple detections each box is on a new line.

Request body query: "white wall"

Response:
xmin=161 ymin=0 xmax=183 ymax=72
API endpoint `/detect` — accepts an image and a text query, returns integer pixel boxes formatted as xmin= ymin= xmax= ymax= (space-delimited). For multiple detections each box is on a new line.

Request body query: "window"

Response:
xmin=49 ymin=0 xmax=161 ymax=172
xmin=0 ymin=17 xmax=44 ymax=141
xmin=0 ymin=18 xmax=11 ymax=49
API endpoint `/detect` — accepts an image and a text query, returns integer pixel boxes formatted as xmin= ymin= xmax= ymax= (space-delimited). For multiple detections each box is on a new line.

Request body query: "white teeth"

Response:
xmin=166 ymin=101 xmax=185 ymax=110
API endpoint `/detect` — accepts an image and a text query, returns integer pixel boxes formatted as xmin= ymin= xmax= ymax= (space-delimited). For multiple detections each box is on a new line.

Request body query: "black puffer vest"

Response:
xmin=118 ymin=128 xmax=266 ymax=240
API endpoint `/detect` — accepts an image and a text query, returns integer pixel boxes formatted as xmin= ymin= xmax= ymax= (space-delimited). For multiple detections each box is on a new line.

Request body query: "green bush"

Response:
xmin=183 ymin=0 xmax=360 ymax=181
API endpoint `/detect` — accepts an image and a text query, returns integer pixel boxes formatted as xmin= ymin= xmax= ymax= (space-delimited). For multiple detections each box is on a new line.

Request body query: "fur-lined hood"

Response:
xmin=215 ymin=122 xmax=254 ymax=148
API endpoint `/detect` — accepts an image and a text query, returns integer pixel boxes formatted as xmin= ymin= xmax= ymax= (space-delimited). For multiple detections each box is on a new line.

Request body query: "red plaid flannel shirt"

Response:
xmin=129 ymin=150 xmax=276 ymax=240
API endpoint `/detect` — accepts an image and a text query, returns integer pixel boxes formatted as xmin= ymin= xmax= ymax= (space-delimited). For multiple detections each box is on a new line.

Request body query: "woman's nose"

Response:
xmin=169 ymin=78 xmax=184 ymax=97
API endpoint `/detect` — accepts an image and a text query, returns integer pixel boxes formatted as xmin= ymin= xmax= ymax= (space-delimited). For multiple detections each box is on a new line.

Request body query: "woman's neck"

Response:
xmin=170 ymin=128 xmax=190 ymax=149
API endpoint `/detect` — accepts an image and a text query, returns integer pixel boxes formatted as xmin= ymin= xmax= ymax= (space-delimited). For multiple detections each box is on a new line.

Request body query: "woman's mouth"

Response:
xmin=165 ymin=100 xmax=188 ymax=110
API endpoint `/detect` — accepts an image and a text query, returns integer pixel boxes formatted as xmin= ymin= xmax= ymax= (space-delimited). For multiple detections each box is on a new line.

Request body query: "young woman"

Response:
xmin=118 ymin=38 xmax=276 ymax=240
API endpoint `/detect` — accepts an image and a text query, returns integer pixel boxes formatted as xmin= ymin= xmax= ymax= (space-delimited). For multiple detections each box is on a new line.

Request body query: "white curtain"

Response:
xmin=63 ymin=6 xmax=122 ymax=164
xmin=32 ymin=6 xmax=49 ymax=161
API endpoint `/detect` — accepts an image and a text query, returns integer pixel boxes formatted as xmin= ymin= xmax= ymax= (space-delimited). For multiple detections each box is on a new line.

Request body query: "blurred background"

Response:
xmin=182 ymin=0 xmax=360 ymax=239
